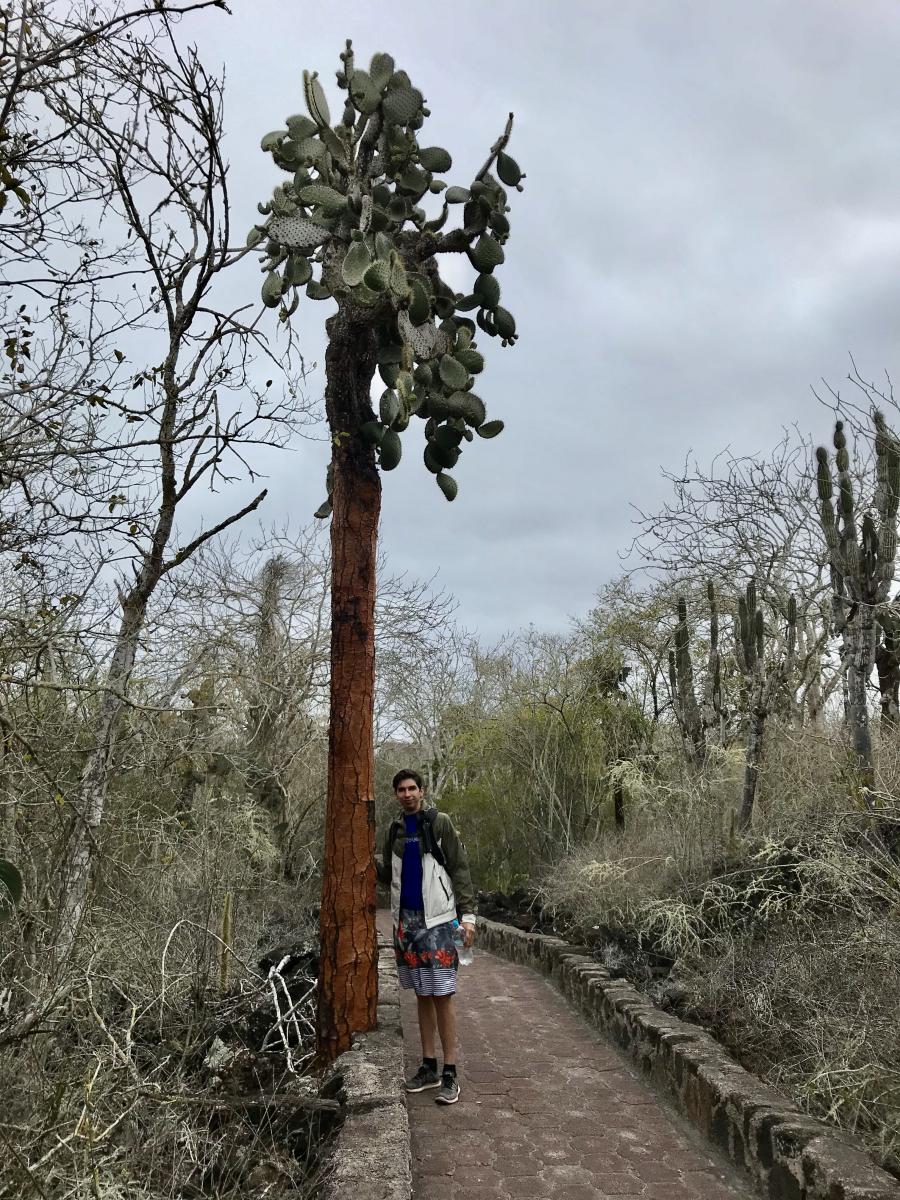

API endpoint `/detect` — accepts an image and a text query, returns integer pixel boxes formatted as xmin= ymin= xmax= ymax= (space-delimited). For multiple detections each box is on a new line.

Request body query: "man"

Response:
xmin=376 ymin=769 xmax=476 ymax=1106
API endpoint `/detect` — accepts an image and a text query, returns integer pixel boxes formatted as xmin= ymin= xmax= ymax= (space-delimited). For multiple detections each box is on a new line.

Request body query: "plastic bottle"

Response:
xmin=452 ymin=919 xmax=474 ymax=966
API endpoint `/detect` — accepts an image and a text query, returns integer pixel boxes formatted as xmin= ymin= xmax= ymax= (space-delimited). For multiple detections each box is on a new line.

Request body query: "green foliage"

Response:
xmin=430 ymin=632 xmax=648 ymax=885
xmin=255 ymin=40 xmax=524 ymax=503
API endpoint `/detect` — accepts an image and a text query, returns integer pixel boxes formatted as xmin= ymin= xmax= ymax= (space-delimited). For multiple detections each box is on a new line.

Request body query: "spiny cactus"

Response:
xmin=735 ymin=579 xmax=796 ymax=829
xmin=0 ymin=858 xmax=23 ymax=923
xmin=668 ymin=583 xmax=727 ymax=767
xmin=816 ymin=413 xmax=900 ymax=800
xmin=254 ymin=40 xmax=523 ymax=507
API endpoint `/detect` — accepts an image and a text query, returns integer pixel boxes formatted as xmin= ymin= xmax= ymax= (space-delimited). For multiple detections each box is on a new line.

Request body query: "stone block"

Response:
xmin=324 ymin=1099 xmax=411 ymax=1200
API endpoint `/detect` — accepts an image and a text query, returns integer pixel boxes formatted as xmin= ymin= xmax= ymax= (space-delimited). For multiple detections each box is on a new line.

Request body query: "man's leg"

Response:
xmin=416 ymin=994 xmax=437 ymax=1059
xmin=405 ymin=994 xmax=441 ymax=1092
xmin=432 ymin=994 xmax=461 ymax=1104
xmin=433 ymin=994 xmax=457 ymax=1066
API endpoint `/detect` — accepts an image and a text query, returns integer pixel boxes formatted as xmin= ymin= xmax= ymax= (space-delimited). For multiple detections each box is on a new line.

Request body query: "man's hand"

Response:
xmin=461 ymin=921 xmax=476 ymax=949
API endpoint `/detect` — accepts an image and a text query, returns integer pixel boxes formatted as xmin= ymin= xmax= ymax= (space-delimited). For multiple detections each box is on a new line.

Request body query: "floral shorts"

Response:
xmin=394 ymin=907 xmax=458 ymax=997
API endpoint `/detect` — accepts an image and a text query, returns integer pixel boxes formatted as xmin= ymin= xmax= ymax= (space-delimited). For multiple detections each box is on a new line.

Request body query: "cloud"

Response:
xmin=180 ymin=0 xmax=900 ymax=637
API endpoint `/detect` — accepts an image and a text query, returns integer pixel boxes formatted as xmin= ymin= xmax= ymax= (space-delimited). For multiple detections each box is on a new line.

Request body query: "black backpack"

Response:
xmin=387 ymin=806 xmax=447 ymax=868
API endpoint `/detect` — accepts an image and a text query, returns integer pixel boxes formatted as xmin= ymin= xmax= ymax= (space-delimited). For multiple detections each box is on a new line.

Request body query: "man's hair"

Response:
xmin=392 ymin=768 xmax=424 ymax=791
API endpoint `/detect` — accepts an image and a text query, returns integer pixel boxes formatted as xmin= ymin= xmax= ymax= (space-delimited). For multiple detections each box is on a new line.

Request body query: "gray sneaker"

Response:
xmin=405 ymin=1064 xmax=440 ymax=1092
xmin=434 ymin=1072 xmax=460 ymax=1105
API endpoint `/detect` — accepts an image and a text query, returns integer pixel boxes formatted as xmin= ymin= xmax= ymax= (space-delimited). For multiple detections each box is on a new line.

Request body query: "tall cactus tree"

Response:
xmin=735 ymin=579 xmax=796 ymax=829
xmin=668 ymin=583 xmax=725 ymax=768
xmin=254 ymin=43 xmax=523 ymax=1057
xmin=816 ymin=415 xmax=900 ymax=801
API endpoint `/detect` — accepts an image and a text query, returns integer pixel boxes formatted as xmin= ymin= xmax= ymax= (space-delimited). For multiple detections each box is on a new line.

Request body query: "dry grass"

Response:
xmin=539 ymin=723 xmax=900 ymax=1176
xmin=0 ymin=800 xmax=330 ymax=1200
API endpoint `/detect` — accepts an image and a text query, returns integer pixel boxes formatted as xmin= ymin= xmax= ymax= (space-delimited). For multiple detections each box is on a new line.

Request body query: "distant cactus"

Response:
xmin=736 ymin=580 xmax=796 ymax=829
xmin=668 ymin=583 xmax=726 ymax=767
xmin=0 ymin=858 xmax=23 ymax=923
xmin=816 ymin=413 xmax=900 ymax=800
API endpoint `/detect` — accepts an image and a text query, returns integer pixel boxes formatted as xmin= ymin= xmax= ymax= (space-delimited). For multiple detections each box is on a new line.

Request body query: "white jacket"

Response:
xmin=383 ymin=813 xmax=476 ymax=931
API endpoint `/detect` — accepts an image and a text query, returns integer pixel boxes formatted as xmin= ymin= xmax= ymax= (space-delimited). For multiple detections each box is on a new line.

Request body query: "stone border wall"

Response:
xmin=478 ymin=917 xmax=900 ymax=1200
xmin=323 ymin=937 xmax=412 ymax=1200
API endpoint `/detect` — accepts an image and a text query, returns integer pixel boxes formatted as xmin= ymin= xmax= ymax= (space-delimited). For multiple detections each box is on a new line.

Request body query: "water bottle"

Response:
xmin=452 ymin=919 xmax=474 ymax=966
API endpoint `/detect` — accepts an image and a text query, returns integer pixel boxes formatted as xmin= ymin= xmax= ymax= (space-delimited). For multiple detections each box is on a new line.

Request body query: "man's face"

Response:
xmin=395 ymin=777 xmax=424 ymax=813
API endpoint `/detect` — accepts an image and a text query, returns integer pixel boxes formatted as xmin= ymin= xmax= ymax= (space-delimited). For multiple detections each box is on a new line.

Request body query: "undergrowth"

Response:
xmin=537 ymin=727 xmax=900 ymax=1177
xmin=0 ymin=802 xmax=329 ymax=1200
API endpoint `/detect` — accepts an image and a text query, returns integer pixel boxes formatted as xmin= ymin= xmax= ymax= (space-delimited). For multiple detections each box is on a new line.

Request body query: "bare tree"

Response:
xmin=12 ymin=19 xmax=309 ymax=961
xmin=629 ymin=432 xmax=839 ymax=726
xmin=0 ymin=1 xmax=230 ymax=559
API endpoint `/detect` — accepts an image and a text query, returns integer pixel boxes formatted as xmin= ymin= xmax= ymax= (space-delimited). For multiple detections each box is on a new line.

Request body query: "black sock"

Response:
xmin=423 ymin=1057 xmax=437 ymax=1072
xmin=442 ymin=1063 xmax=456 ymax=1078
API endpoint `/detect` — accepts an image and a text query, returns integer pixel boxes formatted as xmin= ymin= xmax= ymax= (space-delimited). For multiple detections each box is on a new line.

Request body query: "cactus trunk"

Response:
xmin=847 ymin=607 xmax=877 ymax=794
xmin=738 ymin=701 xmax=766 ymax=830
xmin=669 ymin=597 xmax=706 ymax=768
xmin=317 ymin=312 xmax=380 ymax=1060
xmin=875 ymin=642 xmax=900 ymax=728
xmin=875 ymin=610 xmax=900 ymax=729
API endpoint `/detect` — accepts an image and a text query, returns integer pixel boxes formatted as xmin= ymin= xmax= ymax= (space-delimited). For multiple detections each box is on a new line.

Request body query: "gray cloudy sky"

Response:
xmin=180 ymin=0 xmax=900 ymax=638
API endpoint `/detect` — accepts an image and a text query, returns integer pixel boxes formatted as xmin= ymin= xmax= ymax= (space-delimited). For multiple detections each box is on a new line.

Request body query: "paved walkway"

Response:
xmin=398 ymin=943 xmax=754 ymax=1200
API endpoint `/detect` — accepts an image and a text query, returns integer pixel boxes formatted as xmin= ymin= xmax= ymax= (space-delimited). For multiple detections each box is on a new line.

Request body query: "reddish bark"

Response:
xmin=317 ymin=312 xmax=380 ymax=1059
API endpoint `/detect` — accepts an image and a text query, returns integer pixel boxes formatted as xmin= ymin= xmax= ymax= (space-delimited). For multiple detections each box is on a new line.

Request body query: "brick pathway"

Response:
xmin=398 ymin=944 xmax=754 ymax=1200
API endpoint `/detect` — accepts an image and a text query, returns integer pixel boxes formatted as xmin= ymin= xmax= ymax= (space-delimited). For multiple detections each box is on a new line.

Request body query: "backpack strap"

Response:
xmin=420 ymin=807 xmax=447 ymax=868
xmin=387 ymin=808 xmax=447 ymax=868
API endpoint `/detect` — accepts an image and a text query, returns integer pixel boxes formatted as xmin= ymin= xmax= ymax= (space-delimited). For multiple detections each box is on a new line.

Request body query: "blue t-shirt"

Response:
xmin=399 ymin=813 xmax=424 ymax=909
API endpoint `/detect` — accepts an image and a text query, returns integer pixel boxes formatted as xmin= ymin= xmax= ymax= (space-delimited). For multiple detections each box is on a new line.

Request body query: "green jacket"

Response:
xmin=377 ymin=808 xmax=476 ymax=928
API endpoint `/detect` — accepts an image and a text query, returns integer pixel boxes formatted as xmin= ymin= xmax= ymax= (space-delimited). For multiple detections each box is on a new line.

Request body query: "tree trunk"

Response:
xmin=317 ymin=312 xmax=380 ymax=1060
xmin=738 ymin=701 xmax=766 ymax=831
xmin=54 ymin=595 xmax=147 ymax=961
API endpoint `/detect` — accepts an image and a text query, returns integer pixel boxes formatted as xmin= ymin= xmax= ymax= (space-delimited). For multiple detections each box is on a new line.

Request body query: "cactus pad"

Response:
xmin=303 ymin=70 xmax=331 ymax=126
xmin=268 ymin=215 xmax=328 ymax=250
xmin=379 ymin=429 xmax=402 ymax=470
xmin=437 ymin=472 xmax=458 ymax=501
xmin=419 ymin=146 xmax=452 ymax=172
xmin=468 ymin=234 xmax=505 ymax=273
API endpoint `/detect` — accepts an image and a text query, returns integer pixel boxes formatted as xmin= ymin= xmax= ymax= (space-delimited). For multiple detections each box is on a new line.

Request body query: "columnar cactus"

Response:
xmin=816 ymin=413 xmax=900 ymax=799
xmin=668 ymin=596 xmax=703 ymax=765
xmin=735 ymin=579 xmax=796 ymax=829
xmin=668 ymin=583 xmax=726 ymax=767
xmin=254 ymin=44 xmax=523 ymax=1058
xmin=701 ymin=580 xmax=725 ymax=739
